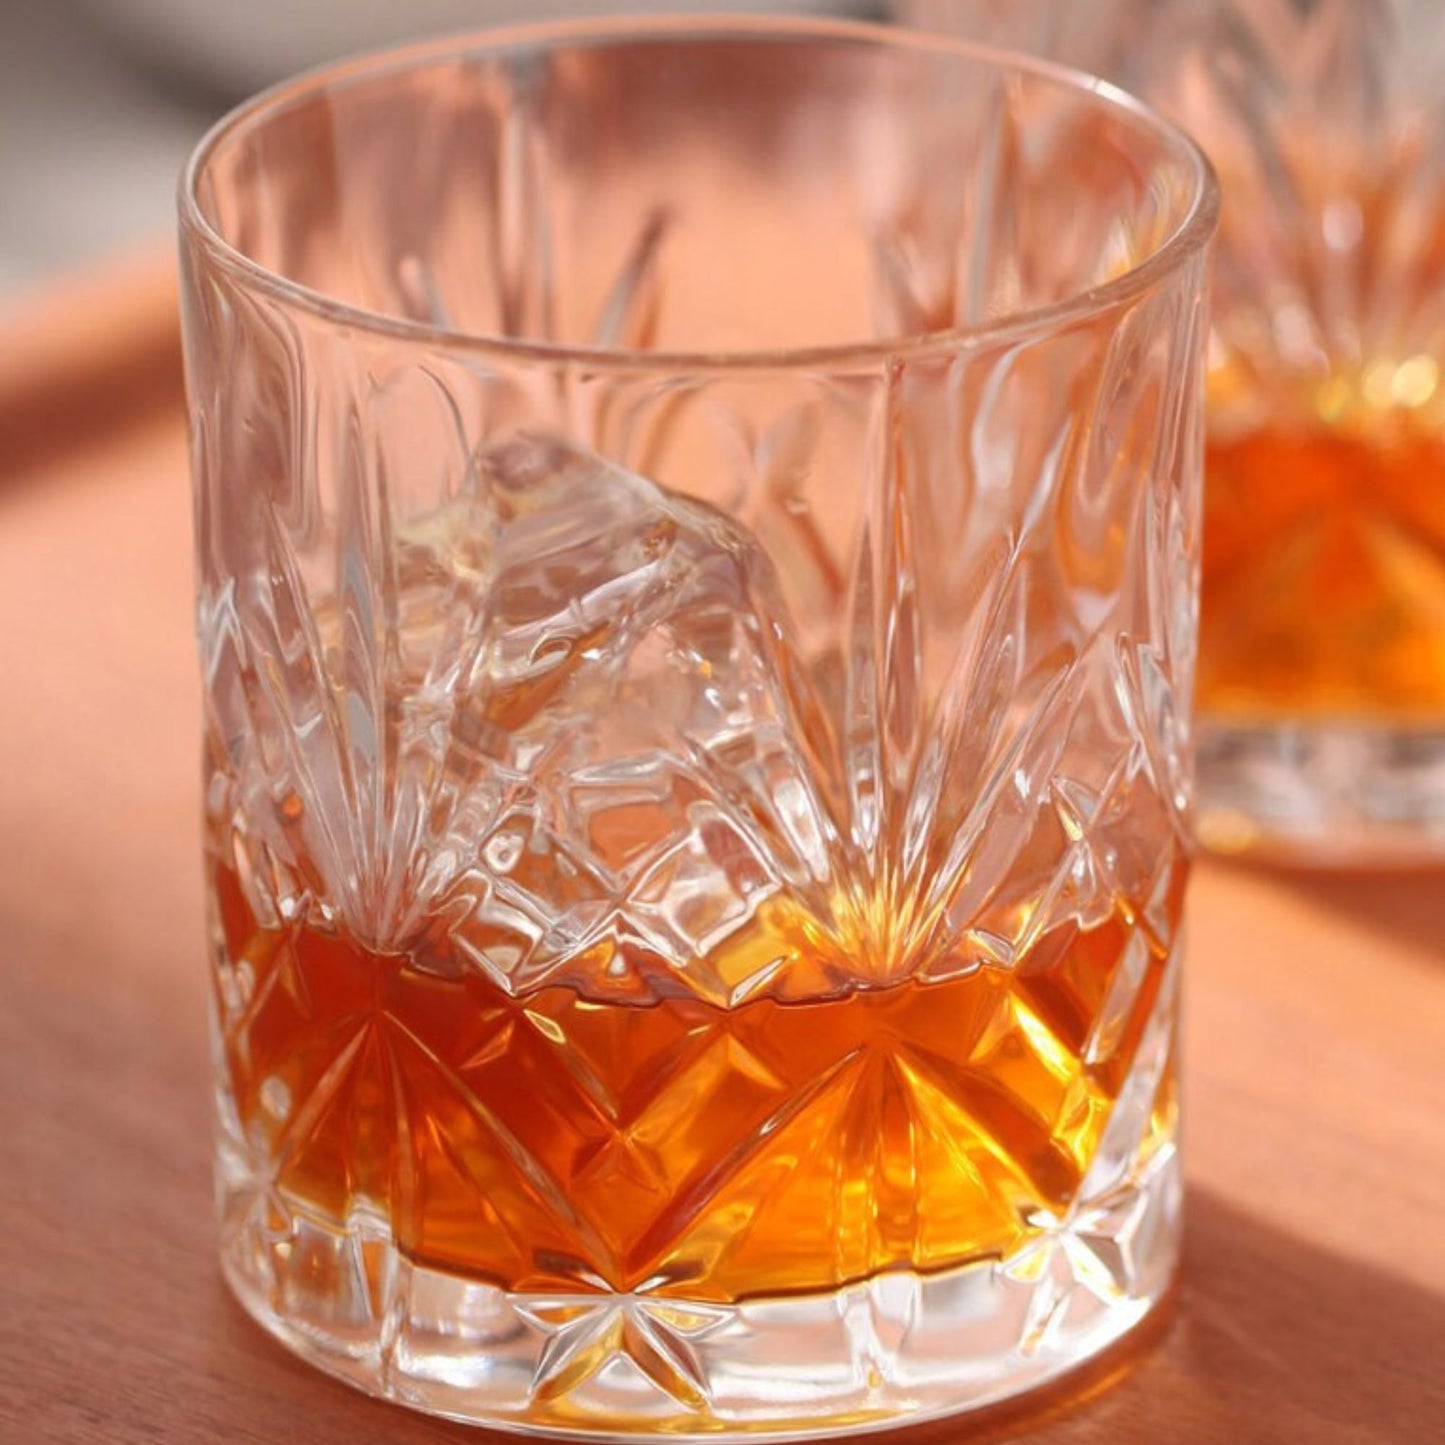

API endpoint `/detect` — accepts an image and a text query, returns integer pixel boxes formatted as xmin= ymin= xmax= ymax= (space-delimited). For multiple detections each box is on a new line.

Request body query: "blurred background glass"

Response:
xmin=903 ymin=0 xmax=1445 ymax=864
xmin=0 ymin=0 xmax=872 ymax=299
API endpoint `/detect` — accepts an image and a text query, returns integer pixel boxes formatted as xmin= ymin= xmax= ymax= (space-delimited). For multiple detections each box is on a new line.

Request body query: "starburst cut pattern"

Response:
xmin=1001 ymin=1218 xmax=1124 ymax=1359
xmin=516 ymin=1295 xmax=731 ymax=1408
xmin=999 ymin=1145 xmax=1175 ymax=1358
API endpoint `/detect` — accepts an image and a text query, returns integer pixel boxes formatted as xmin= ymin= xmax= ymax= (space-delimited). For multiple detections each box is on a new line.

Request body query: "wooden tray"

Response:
xmin=2 ymin=257 xmax=1441 ymax=1444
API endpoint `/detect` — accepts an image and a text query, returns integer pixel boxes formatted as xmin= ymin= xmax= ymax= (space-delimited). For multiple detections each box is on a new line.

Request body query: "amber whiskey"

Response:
xmin=212 ymin=860 xmax=1177 ymax=1304
xmin=1201 ymin=389 xmax=1445 ymax=719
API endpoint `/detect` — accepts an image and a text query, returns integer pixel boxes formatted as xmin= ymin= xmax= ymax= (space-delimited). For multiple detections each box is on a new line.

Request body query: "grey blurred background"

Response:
xmin=0 ymin=0 xmax=879 ymax=302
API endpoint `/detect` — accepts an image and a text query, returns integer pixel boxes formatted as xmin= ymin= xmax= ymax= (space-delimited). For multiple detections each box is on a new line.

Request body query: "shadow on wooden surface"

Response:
xmin=1153 ymin=1190 xmax=1442 ymax=1442
xmin=202 ymin=1190 xmax=1443 ymax=1445
xmin=1235 ymin=859 xmax=1445 ymax=966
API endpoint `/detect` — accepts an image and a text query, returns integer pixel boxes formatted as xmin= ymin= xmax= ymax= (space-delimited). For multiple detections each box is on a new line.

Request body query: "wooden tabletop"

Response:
xmin=2 ymin=261 xmax=1442 ymax=1445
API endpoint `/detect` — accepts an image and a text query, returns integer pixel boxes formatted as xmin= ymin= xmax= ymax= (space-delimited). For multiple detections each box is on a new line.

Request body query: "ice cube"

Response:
xmin=405 ymin=436 xmax=841 ymax=1001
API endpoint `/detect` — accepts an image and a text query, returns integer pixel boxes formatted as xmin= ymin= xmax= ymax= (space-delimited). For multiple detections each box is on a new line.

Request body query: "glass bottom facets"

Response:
xmin=217 ymin=1142 xmax=1179 ymax=1438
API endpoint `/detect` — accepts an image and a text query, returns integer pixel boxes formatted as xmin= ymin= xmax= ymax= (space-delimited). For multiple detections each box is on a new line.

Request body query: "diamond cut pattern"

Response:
xmin=209 ymin=868 xmax=1176 ymax=1305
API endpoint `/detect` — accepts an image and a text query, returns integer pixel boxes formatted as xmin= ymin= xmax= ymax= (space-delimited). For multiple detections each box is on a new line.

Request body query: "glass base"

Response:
xmin=1197 ymin=720 xmax=1445 ymax=866
xmin=218 ymin=1147 xmax=1179 ymax=1440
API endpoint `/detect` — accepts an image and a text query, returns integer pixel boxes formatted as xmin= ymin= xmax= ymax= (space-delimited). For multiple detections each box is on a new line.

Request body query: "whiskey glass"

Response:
xmin=901 ymin=0 xmax=1445 ymax=861
xmin=180 ymin=17 xmax=1215 ymax=1436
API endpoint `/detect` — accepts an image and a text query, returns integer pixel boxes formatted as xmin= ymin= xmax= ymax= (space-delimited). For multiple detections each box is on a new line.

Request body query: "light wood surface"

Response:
xmin=1 ymin=263 xmax=1442 ymax=1444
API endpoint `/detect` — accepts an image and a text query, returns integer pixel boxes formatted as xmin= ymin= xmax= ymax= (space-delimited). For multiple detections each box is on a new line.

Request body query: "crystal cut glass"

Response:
xmin=179 ymin=18 xmax=1215 ymax=1437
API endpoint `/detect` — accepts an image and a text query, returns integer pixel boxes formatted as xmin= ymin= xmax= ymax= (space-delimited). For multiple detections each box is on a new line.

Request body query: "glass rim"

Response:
xmin=179 ymin=12 xmax=1219 ymax=373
